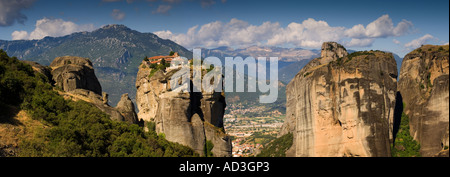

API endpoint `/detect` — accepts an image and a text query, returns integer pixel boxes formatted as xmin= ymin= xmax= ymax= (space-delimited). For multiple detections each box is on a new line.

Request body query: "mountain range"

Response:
xmin=0 ymin=24 xmax=403 ymax=108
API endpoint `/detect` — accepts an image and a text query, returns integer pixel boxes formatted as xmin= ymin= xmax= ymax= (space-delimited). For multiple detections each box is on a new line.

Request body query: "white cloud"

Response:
xmin=111 ymin=9 xmax=126 ymax=21
xmin=0 ymin=0 xmax=35 ymax=27
xmin=11 ymin=18 xmax=95 ymax=40
xmin=155 ymin=18 xmax=281 ymax=48
xmin=345 ymin=15 xmax=413 ymax=38
xmin=392 ymin=39 xmax=401 ymax=44
xmin=404 ymin=34 xmax=437 ymax=49
xmin=155 ymin=15 xmax=414 ymax=49
xmin=11 ymin=30 xmax=29 ymax=40
xmin=345 ymin=38 xmax=375 ymax=47
xmin=267 ymin=18 xmax=345 ymax=48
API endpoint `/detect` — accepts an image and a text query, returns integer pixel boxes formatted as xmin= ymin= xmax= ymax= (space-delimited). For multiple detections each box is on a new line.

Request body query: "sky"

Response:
xmin=0 ymin=0 xmax=448 ymax=57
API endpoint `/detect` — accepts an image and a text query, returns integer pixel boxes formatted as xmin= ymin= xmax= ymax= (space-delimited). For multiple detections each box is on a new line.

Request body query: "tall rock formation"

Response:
xmin=398 ymin=45 xmax=449 ymax=157
xmin=136 ymin=60 xmax=231 ymax=157
xmin=50 ymin=56 xmax=102 ymax=95
xmin=279 ymin=42 xmax=398 ymax=157
xmin=116 ymin=93 xmax=139 ymax=124
xmin=49 ymin=56 xmax=138 ymax=124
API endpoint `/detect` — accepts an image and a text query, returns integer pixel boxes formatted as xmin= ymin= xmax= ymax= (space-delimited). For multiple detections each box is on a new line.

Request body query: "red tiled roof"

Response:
xmin=148 ymin=56 xmax=166 ymax=60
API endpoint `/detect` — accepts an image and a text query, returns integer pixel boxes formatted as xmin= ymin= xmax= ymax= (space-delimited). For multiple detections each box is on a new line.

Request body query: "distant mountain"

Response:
xmin=204 ymin=45 xmax=318 ymax=62
xmin=392 ymin=53 xmax=403 ymax=76
xmin=278 ymin=59 xmax=312 ymax=83
xmin=198 ymin=46 xmax=319 ymax=115
xmin=0 ymin=24 xmax=192 ymax=106
xmin=200 ymin=46 xmax=319 ymax=70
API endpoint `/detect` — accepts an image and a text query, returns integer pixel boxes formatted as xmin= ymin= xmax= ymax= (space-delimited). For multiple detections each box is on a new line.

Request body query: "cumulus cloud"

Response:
xmin=111 ymin=9 xmax=126 ymax=21
xmin=267 ymin=18 xmax=345 ymax=48
xmin=11 ymin=30 xmax=29 ymax=40
xmin=0 ymin=0 xmax=35 ymax=27
xmin=404 ymin=34 xmax=437 ymax=49
xmin=345 ymin=15 xmax=413 ymax=38
xmin=155 ymin=14 xmax=414 ymax=49
xmin=11 ymin=18 xmax=95 ymax=40
xmin=155 ymin=18 xmax=280 ymax=48
xmin=345 ymin=38 xmax=375 ymax=47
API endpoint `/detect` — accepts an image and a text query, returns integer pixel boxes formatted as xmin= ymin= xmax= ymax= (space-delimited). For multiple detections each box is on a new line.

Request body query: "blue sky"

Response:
xmin=0 ymin=0 xmax=448 ymax=57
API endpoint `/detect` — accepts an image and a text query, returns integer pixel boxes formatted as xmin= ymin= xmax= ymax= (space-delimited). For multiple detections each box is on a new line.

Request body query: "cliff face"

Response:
xmin=48 ymin=56 xmax=138 ymax=124
xmin=280 ymin=42 xmax=397 ymax=157
xmin=398 ymin=45 xmax=449 ymax=157
xmin=136 ymin=62 xmax=231 ymax=157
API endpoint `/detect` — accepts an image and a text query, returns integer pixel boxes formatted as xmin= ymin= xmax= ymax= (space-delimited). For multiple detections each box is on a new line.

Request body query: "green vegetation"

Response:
xmin=0 ymin=50 xmax=198 ymax=157
xmin=148 ymin=61 xmax=169 ymax=78
xmin=204 ymin=140 xmax=214 ymax=157
xmin=256 ymin=133 xmax=293 ymax=157
xmin=346 ymin=51 xmax=375 ymax=61
xmin=169 ymin=51 xmax=175 ymax=56
xmin=391 ymin=112 xmax=421 ymax=157
xmin=334 ymin=51 xmax=376 ymax=66
xmin=147 ymin=52 xmax=173 ymax=78
xmin=245 ymin=132 xmax=277 ymax=146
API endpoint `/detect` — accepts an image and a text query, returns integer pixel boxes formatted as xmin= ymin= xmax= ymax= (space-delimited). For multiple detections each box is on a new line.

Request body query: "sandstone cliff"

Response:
xmin=398 ymin=45 xmax=449 ymax=157
xmin=49 ymin=56 xmax=138 ymax=124
xmin=279 ymin=42 xmax=398 ymax=157
xmin=136 ymin=61 xmax=231 ymax=157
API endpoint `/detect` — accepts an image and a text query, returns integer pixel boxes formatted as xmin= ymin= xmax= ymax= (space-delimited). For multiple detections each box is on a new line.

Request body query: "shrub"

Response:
xmin=204 ymin=140 xmax=214 ymax=157
xmin=391 ymin=113 xmax=421 ymax=157
xmin=149 ymin=63 xmax=157 ymax=69
xmin=257 ymin=133 xmax=293 ymax=157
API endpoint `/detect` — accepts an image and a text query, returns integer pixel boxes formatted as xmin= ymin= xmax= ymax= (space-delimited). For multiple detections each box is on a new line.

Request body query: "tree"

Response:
xmin=391 ymin=112 xmax=421 ymax=157
xmin=169 ymin=51 xmax=175 ymax=56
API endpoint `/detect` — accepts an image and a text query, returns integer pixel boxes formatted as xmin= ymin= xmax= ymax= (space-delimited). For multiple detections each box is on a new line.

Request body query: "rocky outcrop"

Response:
xmin=398 ymin=45 xmax=449 ymax=157
xmin=49 ymin=56 xmax=138 ymax=124
xmin=136 ymin=61 xmax=231 ymax=157
xmin=279 ymin=42 xmax=397 ymax=157
xmin=116 ymin=93 xmax=139 ymax=124
xmin=50 ymin=56 xmax=102 ymax=95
